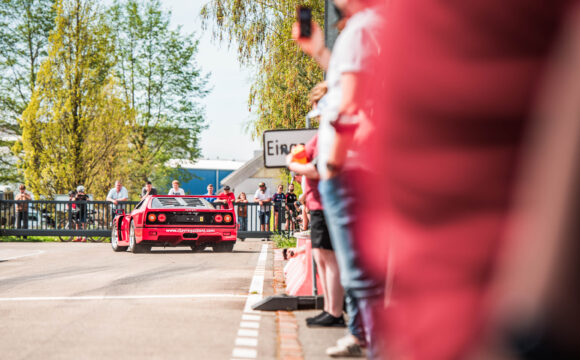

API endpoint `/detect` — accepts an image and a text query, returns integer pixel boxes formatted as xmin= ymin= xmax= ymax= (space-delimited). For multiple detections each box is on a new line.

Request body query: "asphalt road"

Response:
xmin=0 ymin=240 xmax=276 ymax=360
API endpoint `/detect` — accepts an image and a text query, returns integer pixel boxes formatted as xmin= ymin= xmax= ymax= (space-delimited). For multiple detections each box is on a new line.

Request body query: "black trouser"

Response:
xmin=15 ymin=211 xmax=28 ymax=238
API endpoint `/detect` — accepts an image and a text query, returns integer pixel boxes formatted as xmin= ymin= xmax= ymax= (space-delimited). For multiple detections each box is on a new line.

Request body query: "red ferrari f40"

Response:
xmin=111 ymin=195 xmax=237 ymax=253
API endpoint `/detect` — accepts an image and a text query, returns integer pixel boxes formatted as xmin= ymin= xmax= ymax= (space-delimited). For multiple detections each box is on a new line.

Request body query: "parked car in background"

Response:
xmin=111 ymin=195 xmax=237 ymax=253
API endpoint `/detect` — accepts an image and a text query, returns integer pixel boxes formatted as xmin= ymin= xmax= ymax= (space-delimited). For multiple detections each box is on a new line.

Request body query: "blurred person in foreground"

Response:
xmin=357 ymin=1 xmax=580 ymax=359
xmin=293 ymin=0 xmax=387 ymax=357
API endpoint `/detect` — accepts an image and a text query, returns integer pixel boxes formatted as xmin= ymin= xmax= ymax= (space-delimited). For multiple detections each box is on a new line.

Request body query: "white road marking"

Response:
xmin=0 ymin=294 xmax=247 ymax=302
xmin=231 ymin=244 xmax=268 ymax=360
xmin=241 ymin=314 xmax=261 ymax=321
xmin=232 ymin=348 xmax=257 ymax=359
xmin=237 ymin=329 xmax=258 ymax=337
xmin=235 ymin=337 xmax=258 ymax=347
xmin=0 ymin=250 xmax=44 ymax=262
xmin=239 ymin=321 xmax=260 ymax=329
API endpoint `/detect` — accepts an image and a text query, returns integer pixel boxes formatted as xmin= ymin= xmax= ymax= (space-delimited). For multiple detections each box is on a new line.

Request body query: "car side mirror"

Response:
xmin=115 ymin=209 xmax=125 ymax=216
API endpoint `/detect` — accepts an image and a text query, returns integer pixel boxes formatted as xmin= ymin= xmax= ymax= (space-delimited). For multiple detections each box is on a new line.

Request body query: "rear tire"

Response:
xmin=128 ymin=221 xmax=150 ymax=253
xmin=111 ymin=224 xmax=127 ymax=252
xmin=214 ymin=242 xmax=235 ymax=253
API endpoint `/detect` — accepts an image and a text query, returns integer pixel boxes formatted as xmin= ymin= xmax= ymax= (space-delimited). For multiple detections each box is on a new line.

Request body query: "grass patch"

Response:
xmin=0 ymin=236 xmax=60 ymax=242
xmin=271 ymin=233 xmax=297 ymax=249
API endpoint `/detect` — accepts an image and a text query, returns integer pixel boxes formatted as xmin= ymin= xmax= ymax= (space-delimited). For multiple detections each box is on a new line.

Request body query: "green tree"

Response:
xmin=201 ymin=0 xmax=324 ymax=138
xmin=17 ymin=0 xmax=131 ymax=199
xmin=0 ymin=0 xmax=56 ymax=184
xmin=107 ymin=0 xmax=209 ymax=194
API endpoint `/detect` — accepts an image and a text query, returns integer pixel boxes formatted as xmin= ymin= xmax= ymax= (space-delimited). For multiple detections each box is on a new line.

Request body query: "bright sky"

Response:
xmin=161 ymin=0 xmax=260 ymax=162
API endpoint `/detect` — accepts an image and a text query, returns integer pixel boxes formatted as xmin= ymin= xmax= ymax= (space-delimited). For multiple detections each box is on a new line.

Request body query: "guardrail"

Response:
xmin=0 ymin=200 xmax=301 ymax=240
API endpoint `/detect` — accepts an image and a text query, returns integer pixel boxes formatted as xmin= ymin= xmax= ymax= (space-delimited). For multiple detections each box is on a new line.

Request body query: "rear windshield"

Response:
xmin=150 ymin=197 xmax=214 ymax=209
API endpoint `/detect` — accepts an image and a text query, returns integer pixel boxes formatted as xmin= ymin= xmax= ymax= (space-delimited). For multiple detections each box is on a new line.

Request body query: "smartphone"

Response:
xmin=297 ymin=6 xmax=312 ymax=38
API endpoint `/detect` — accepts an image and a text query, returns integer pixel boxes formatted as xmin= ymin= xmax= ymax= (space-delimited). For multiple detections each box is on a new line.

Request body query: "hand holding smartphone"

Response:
xmin=297 ymin=6 xmax=312 ymax=38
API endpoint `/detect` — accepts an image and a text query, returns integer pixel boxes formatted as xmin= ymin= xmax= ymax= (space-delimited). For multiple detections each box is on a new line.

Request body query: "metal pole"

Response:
xmin=324 ymin=0 xmax=339 ymax=50
xmin=312 ymin=254 xmax=318 ymax=296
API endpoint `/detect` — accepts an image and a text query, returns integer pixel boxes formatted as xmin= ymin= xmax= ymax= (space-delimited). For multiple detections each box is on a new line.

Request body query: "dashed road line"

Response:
xmin=231 ymin=243 xmax=268 ymax=359
xmin=238 ymin=329 xmax=258 ymax=337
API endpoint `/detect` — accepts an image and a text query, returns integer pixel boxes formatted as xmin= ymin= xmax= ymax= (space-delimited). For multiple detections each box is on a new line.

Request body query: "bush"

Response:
xmin=271 ymin=233 xmax=296 ymax=249
xmin=0 ymin=236 xmax=60 ymax=242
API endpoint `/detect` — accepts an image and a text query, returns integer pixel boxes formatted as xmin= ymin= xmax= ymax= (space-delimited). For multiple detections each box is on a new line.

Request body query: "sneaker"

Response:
xmin=72 ymin=237 xmax=81 ymax=242
xmin=306 ymin=311 xmax=327 ymax=325
xmin=307 ymin=312 xmax=346 ymax=327
xmin=326 ymin=335 xmax=364 ymax=358
xmin=337 ymin=334 xmax=367 ymax=349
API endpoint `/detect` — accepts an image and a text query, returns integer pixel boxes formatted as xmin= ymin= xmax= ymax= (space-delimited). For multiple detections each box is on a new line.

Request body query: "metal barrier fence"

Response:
xmin=0 ymin=200 xmax=301 ymax=240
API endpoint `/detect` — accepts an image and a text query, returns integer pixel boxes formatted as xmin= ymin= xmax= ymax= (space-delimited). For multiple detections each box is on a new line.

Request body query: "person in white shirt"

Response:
xmin=106 ymin=180 xmax=129 ymax=222
xmin=167 ymin=180 xmax=185 ymax=195
xmin=292 ymin=0 xmax=386 ymax=357
xmin=253 ymin=182 xmax=272 ymax=233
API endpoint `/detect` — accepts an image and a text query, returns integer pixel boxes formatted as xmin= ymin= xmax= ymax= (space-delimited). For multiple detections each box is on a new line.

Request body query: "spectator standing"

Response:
xmin=253 ymin=182 xmax=272 ymax=236
xmin=216 ymin=185 xmax=235 ymax=208
xmin=293 ymin=0 xmax=387 ymax=357
xmin=141 ymin=181 xmax=158 ymax=199
xmin=74 ymin=185 xmax=89 ymax=242
xmin=168 ymin=180 xmax=185 ymax=195
xmin=272 ymin=185 xmax=285 ymax=231
xmin=14 ymin=184 xmax=31 ymax=239
xmin=66 ymin=190 xmax=77 ymax=229
xmin=236 ymin=192 xmax=249 ymax=233
xmin=106 ymin=180 xmax=129 ymax=222
xmin=285 ymin=183 xmax=298 ymax=231
xmin=204 ymin=184 xmax=216 ymax=203
xmin=288 ymin=134 xmax=345 ymax=328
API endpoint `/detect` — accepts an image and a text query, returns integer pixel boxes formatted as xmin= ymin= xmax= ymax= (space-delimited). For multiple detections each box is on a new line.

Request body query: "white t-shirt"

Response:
xmin=107 ymin=186 xmax=129 ymax=208
xmin=168 ymin=188 xmax=185 ymax=195
xmin=253 ymin=188 xmax=272 ymax=212
xmin=317 ymin=6 xmax=384 ymax=179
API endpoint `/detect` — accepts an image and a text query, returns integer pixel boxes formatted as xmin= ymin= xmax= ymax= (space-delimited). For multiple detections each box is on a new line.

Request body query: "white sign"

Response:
xmin=262 ymin=129 xmax=317 ymax=168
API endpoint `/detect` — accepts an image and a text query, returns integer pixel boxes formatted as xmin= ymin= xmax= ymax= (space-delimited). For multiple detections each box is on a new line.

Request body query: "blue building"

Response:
xmin=167 ymin=159 xmax=245 ymax=195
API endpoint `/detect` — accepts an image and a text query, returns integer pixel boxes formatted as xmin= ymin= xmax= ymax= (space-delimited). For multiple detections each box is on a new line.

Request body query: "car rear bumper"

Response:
xmin=136 ymin=226 xmax=237 ymax=246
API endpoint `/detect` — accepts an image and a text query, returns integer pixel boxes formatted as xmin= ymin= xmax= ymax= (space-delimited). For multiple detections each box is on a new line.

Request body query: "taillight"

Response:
xmin=158 ymin=213 xmax=167 ymax=222
xmin=224 ymin=214 xmax=232 ymax=223
xmin=147 ymin=213 xmax=157 ymax=222
xmin=214 ymin=214 xmax=223 ymax=223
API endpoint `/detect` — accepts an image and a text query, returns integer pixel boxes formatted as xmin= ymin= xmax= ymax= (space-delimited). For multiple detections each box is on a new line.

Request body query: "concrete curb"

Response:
xmin=273 ymin=248 xmax=304 ymax=360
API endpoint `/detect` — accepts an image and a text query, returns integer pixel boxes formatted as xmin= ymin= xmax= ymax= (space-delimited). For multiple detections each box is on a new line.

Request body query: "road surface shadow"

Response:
xmin=148 ymin=249 xmax=260 ymax=254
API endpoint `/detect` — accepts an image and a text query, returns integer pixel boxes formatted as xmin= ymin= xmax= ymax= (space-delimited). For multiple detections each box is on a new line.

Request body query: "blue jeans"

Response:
xmin=238 ymin=217 xmax=247 ymax=231
xmin=258 ymin=211 xmax=270 ymax=225
xmin=319 ymin=171 xmax=384 ymax=357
